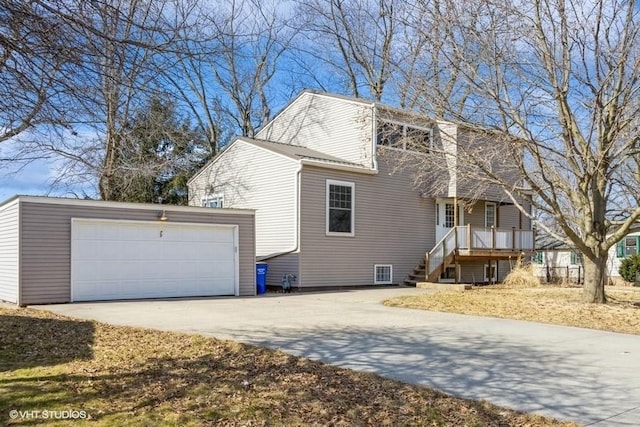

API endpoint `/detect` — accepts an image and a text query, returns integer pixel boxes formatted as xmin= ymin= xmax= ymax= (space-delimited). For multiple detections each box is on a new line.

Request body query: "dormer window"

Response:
xmin=377 ymin=122 xmax=403 ymax=148
xmin=202 ymin=194 xmax=224 ymax=208
xmin=377 ymin=121 xmax=433 ymax=153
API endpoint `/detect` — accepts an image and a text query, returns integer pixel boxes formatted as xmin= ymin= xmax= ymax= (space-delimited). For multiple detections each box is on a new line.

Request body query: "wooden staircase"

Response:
xmin=403 ymin=260 xmax=426 ymax=286
xmin=405 ymin=225 xmax=535 ymax=286
xmin=403 ymin=251 xmax=457 ymax=285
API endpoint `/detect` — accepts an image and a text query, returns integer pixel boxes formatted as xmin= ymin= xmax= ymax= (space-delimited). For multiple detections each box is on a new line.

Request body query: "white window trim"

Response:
xmin=377 ymin=119 xmax=434 ymax=152
xmin=202 ymin=194 xmax=224 ymax=208
xmin=374 ymin=264 xmax=393 ymax=285
xmin=484 ymin=263 xmax=498 ymax=282
xmin=326 ymin=179 xmax=355 ymax=237
xmin=485 ymin=202 xmax=496 ymax=228
xmin=439 ymin=265 xmax=457 ymax=283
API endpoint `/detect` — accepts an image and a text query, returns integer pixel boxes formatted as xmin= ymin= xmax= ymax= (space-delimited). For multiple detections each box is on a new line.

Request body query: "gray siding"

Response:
xmin=463 ymin=201 xmax=486 ymax=227
xmin=0 ymin=200 xmax=19 ymax=303
xmin=456 ymin=128 xmax=519 ymax=202
xmin=189 ymin=140 xmax=298 ymax=257
xmin=499 ymin=204 xmax=519 ymax=228
xmin=263 ymin=253 xmax=300 ymax=289
xmin=256 ymin=92 xmax=374 ymax=167
xmin=460 ymin=200 xmax=525 ymax=229
xmin=459 ymin=261 xmax=485 ymax=283
xmin=20 ymin=201 xmax=255 ymax=304
xmin=299 ymin=159 xmax=435 ymax=287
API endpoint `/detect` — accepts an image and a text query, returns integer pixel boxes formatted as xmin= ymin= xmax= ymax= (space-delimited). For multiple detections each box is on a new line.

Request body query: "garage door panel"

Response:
xmin=71 ymin=220 xmax=237 ymax=301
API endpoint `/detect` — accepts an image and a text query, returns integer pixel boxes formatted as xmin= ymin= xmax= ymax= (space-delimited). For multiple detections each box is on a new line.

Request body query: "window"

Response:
xmin=377 ymin=121 xmax=433 ymax=153
xmin=374 ymin=265 xmax=393 ymax=284
xmin=444 ymin=203 xmax=454 ymax=228
xmin=535 ymin=251 xmax=543 ymax=264
xmin=377 ymin=122 xmax=403 ymax=148
xmin=484 ymin=264 xmax=497 ymax=282
xmin=436 ymin=203 xmax=440 ymax=226
xmin=326 ymin=180 xmax=355 ymax=236
xmin=405 ymin=126 xmax=433 ymax=152
xmin=202 ymin=195 xmax=224 ymax=208
xmin=485 ymin=202 xmax=496 ymax=227
xmin=617 ymin=236 xmax=640 ymax=258
xmin=440 ymin=266 xmax=456 ymax=280
xmin=570 ymin=251 xmax=583 ymax=265
xmin=625 ymin=237 xmax=638 ymax=257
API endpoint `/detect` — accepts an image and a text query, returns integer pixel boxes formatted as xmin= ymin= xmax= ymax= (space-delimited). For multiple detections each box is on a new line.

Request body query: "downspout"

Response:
xmin=294 ymin=162 xmax=301 ymax=285
xmin=371 ymin=103 xmax=378 ymax=171
xmin=16 ymin=200 xmax=22 ymax=307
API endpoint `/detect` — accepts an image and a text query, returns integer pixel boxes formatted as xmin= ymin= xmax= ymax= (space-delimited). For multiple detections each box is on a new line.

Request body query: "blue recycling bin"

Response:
xmin=256 ymin=263 xmax=268 ymax=294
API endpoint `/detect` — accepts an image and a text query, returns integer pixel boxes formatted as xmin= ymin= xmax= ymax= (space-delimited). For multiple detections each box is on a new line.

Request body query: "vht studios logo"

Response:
xmin=9 ymin=409 xmax=88 ymax=420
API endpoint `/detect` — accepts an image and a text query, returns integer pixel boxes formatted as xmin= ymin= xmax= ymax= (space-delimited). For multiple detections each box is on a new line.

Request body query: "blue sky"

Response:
xmin=0 ymin=166 xmax=97 ymax=202
xmin=0 ymin=160 xmax=52 ymax=202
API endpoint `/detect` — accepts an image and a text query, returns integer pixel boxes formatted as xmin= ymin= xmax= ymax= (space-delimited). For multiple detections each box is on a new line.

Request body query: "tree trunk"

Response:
xmin=582 ymin=255 xmax=607 ymax=303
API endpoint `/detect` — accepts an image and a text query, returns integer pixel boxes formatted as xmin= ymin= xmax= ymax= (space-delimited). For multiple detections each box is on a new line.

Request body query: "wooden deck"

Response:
xmin=425 ymin=226 xmax=535 ymax=282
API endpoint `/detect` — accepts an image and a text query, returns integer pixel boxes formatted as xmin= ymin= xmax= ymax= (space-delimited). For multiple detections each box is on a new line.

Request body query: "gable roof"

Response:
xmin=187 ymin=134 xmax=374 ymax=185
xmin=535 ymin=233 xmax=574 ymax=251
xmin=243 ymin=138 xmax=360 ymax=166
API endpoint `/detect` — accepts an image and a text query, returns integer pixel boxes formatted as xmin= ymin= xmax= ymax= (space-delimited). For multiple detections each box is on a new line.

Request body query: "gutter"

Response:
xmin=299 ymin=159 xmax=378 ymax=175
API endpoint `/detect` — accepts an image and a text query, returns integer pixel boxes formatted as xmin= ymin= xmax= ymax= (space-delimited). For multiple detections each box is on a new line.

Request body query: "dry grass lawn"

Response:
xmin=0 ymin=307 xmax=574 ymax=426
xmin=385 ymin=286 xmax=640 ymax=335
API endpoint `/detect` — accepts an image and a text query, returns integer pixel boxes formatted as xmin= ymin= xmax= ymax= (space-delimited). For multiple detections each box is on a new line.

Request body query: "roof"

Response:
xmin=241 ymin=137 xmax=364 ymax=167
xmin=0 ymin=195 xmax=255 ymax=215
xmin=535 ymin=233 xmax=574 ymax=251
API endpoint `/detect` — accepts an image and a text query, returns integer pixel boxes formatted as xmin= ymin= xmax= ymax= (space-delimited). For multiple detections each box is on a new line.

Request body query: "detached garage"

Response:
xmin=0 ymin=196 xmax=255 ymax=305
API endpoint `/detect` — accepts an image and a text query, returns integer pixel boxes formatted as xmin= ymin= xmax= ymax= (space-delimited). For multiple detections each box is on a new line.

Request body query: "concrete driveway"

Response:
xmin=42 ymin=288 xmax=640 ymax=426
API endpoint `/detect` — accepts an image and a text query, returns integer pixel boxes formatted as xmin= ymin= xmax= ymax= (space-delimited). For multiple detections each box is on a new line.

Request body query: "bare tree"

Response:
xmin=406 ymin=0 xmax=640 ymax=303
xmin=0 ymin=1 xmax=78 ymax=143
xmin=165 ymin=0 xmax=296 ymax=148
xmin=396 ymin=0 xmax=480 ymax=116
xmin=295 ymin=0 xmax=403 ymax=101
xmin=16 ymin=0 xmax=188 ymax=200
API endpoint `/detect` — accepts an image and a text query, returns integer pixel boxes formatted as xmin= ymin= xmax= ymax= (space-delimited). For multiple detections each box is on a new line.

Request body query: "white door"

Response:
xmin=435 ymin=200 xmax=463 ymax=242
xmin=71 ymin=219 xmax=237 ymax=301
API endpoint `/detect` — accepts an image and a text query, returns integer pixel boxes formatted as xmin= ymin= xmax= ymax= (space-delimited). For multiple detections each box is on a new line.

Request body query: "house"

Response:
xmin=609 ymin=228 xmax=640 ymax=284
xmin=534 ymin=227 xmax=640 ymax=286
xmin=533 ymin=233 xmax=583 ymax=284
xmin=188 ymin=91 xmax=534 ymax=290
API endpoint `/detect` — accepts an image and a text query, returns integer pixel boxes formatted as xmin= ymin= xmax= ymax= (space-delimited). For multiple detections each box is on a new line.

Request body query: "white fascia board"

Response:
xmin=15 ymin=195 xmax=255 ymax=216
xmin=300 ymin=159 xmax=378 ymax=175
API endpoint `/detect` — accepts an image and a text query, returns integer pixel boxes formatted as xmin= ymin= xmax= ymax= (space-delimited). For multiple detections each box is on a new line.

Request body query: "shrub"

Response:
xmin=619 ymin=254 xmax=640 ymax=283
xmin=502 ymin=257 xmax=541 ymax=288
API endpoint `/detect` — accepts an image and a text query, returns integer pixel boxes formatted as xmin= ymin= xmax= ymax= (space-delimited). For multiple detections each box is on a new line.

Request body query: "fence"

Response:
xmin=541 ymin=265 xmax=583 ymax=284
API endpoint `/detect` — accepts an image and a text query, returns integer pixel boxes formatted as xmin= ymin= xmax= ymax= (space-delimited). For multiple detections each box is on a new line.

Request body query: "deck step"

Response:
xmin=404 ymin=260 xmax=427 ymax=286
xmin=416 ymin=282 xmax=471 ymax=291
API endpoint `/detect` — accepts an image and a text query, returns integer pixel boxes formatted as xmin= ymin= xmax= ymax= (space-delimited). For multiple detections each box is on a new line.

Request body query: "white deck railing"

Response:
xmin=425 ymin=226 xmax=535 ymax=278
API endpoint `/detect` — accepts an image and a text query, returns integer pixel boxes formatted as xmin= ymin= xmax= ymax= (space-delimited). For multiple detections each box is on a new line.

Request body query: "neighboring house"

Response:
xmin=533 ymin=233 xmax=584 ymax=284
xmin=534 ymin=227 xmax=640 ymax=285
xmin=188 ymin=91 xmax=534 ymax=289
xmin=609 ymin=229 xmax=640 ymax=283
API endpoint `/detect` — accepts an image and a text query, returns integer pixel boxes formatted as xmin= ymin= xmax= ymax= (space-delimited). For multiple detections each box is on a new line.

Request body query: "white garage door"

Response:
xmin=71 ymin=219 xmax=238 ymax=301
